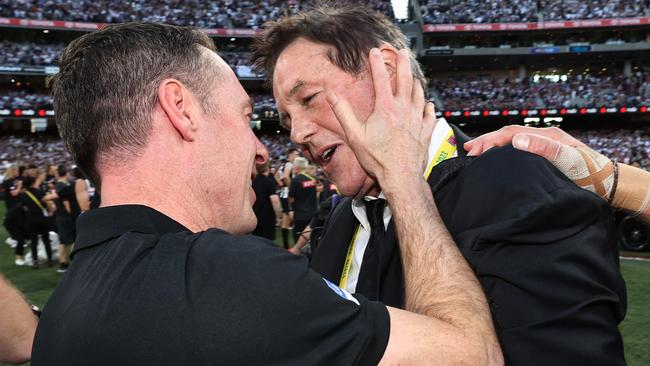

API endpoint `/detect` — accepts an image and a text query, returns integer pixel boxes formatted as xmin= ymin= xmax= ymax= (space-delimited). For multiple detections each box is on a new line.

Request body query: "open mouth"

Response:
xmin=318 ymin=145 xmax=338 ymax=166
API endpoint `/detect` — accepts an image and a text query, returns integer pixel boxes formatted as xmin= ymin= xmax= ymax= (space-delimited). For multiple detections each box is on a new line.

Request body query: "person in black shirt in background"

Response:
xmin=252 ymin=161 xmax=281 ymax=240
xmin=20 ymin=170 xmax=55 ymax=269
xmin=53 ymin=165 xmax=80 ymax=272
xmin=277 ymin=147 xmax=299 ymax=248
xmin=289 ymin=157 xmax=318 ymax=244
xmin=2 ymin=166 xmax=28 ymax=266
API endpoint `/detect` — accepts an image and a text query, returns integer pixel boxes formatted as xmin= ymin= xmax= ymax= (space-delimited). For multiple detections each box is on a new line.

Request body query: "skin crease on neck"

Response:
xmin=273 ymin=38 xmax=431 ymax=200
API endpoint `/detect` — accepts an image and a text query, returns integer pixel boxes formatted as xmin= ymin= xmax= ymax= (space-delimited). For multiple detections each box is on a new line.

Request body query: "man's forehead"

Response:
xmin=273 ymin=39 xmax=332 ymax=93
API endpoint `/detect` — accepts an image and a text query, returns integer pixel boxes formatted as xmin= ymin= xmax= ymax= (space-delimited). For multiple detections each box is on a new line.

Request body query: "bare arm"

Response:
xmin=289 ymin=224 xmax=311 ymax=255
xmin=270 ymin=194 xmax=282 ymax=222
xmin=328 ymin=47 xmax=501 ymax=365
xmin=9 ymin=180 xmax=22 ymax=197
xmin=75 ymin=179 xmax=90 ymax=212
xmin=282 ymin=163 xmax=293 ymax=187
xmin=465 ymin=125 xmax=650 ymax=222
xmin=0 ymin=275 xmax=37 ymax=364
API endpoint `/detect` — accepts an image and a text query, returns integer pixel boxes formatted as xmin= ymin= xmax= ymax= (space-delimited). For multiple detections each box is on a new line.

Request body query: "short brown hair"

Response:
xmin=251 ymin=4 xmax=426 ymax=88
xmin=52 ymin=22 xmax=217 ymax=186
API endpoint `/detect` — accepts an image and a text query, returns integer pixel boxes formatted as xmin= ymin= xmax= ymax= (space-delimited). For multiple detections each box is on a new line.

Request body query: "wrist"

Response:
xmin=382 ymin=176 xmax=430 ymax=204
xmin=612 ymin=163 xmax=650 ymax=214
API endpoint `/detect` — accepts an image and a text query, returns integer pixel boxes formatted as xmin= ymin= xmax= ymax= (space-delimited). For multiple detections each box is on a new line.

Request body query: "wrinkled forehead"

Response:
xmin=271 ymin=39 xmax=335 ymax=98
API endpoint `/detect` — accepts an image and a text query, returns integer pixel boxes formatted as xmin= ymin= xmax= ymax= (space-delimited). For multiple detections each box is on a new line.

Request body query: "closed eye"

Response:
xmin=302 ymin=93 xmax=318 ymax=106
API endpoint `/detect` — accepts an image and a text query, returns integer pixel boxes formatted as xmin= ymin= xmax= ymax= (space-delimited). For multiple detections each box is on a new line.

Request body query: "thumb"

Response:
xmin=512 ymin=133 xmax=563 ymax=162
xmin=326 ymin=91 xmax=361 ymax=144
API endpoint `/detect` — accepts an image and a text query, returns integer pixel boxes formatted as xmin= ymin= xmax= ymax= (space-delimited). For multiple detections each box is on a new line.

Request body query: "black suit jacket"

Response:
xmin=310 ymin=127 xmax=626 ymax=365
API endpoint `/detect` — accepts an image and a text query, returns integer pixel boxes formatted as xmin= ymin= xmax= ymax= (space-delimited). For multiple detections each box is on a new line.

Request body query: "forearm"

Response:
xmin=270 ymin=196 xmax=282 ymax=222
xmin=383 ymin=178 xmax=500 ymax=361
xmin=0 ymin=275 xmax=37 ymax=364
xmin=293 ymin=225 xmax=311 ymax=250
xmin=613 ymin=163 xmax=650 ymax=222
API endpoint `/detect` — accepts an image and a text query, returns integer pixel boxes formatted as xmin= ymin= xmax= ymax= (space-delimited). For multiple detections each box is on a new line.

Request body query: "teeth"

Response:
xmin=322 ymin=147 xmax=335 ymax=161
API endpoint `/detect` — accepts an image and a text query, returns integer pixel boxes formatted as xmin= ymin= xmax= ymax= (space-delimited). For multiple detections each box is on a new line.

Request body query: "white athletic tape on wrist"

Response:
xmin=552 ymin=145 xmax=613 ymax=200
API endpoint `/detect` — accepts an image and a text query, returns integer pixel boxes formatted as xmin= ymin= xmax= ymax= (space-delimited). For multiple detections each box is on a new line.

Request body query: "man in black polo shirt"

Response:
xmin=252 ymin=161 xmax=281 ymax=240
xmin=288 ymin=157 xmax=318 ymax=243
xmin=32 ymin=23 xmax=501 ymax=365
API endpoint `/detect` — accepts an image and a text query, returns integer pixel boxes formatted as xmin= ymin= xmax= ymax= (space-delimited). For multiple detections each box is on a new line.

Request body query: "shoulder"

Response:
xmin=435 ymin=145 xmax=610 ymax=233
xmin=462 ymin=145 xmax=569 ymax=193
xmin=184 ymin=229 xmax=301 ymax=285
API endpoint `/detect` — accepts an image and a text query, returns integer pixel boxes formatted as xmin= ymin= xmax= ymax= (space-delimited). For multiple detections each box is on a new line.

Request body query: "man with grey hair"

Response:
xmin=252 ymin=4 xmax=626 ymax=365
xmin=31 ymin=22 xmax=501 ymax=365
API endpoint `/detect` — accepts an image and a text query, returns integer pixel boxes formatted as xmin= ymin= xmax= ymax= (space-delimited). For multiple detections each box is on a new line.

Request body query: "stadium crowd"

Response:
xmin=432 ymin=72 xmax=650 ymax=110
xmin=0 ymin=41 xmax=253 ymax=71
xmin=0 ymin=127 xmax=648 ymax=180
xmin=2 ymin=0 xmax=647 ymax=27
xmin=0 ymin=41 xmax=64 ymax=66
xmin=4 ymin=71 xmax=649 ymax=111
xmin=420 ymin=0 xmax=649 ymax=24
xmin=0 ymin=91 xmax=53 ymax=110
xmin=1 ymin=0 xmax=392 ymax=29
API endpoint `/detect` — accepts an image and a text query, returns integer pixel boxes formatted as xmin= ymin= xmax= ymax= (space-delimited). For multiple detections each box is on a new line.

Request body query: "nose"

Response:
xmin=289 ymin=114 xmax=318 ymax=145
xmin=254 ymin=137 xmax=269 ymax=165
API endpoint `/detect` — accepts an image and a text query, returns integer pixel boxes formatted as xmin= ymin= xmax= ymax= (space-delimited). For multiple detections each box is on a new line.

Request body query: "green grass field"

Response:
xmin=0 ymin=206 xmax=648 ymax=365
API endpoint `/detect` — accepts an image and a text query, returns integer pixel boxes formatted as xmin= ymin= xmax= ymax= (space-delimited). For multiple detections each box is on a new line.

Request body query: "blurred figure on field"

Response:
xmin=252 ymin=161 xmax=281 ymax=240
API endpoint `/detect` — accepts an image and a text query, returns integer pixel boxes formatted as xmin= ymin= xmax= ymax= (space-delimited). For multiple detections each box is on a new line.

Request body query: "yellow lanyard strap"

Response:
xmin=25 ymin=190 xmax=48 ymax=216
xmin=338 ymin=131 xmax=458 ymax=289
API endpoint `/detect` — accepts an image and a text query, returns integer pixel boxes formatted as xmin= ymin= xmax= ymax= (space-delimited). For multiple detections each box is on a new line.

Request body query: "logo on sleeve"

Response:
xmin=322 ymin=278 xmax=360 ymax=305
xmin=302 ymin=180 xmax=316 ymax=188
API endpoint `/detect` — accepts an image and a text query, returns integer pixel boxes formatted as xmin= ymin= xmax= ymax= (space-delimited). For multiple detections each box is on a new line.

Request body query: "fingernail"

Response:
xmin=513 ymin=134 xmax=530 ymax=151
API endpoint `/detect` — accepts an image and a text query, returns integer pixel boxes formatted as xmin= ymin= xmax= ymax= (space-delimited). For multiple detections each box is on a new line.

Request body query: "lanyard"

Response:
xmin=25 ymin=190 xmax=48 ymax=216
xmin=301 ymin=172 xmax=317 ymax=181
xmin=338 ymin=130 xmax=458 ymax=289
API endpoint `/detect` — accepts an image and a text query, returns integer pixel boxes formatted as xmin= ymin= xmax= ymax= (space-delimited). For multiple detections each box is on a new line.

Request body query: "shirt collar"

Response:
xmin=350 ymin=118 xmax=454 ymax=228
xmin=73 ymin=205 xmax=189 ymax=256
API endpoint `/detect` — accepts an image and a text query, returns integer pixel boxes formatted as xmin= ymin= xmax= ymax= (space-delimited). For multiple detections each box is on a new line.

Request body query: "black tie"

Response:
xmin=355 ymin=198 xmax=386 ymax=300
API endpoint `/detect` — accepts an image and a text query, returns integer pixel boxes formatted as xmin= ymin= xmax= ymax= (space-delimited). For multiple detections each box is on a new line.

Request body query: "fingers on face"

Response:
xmin=411 ymin=79 xmax=425 ymax=111
xmin=368 ymin=48 xmax=392 ymax=107
xmin=326 ymin=91 xmax=359 ymax=143
xmin=396 ymin=49 xmax=413 ymax=100
xmin=421 ymin=103 xmax=437 ymax=143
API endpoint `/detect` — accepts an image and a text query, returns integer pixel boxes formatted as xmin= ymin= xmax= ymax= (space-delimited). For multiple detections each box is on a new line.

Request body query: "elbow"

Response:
xmin=1 ymin=341 xmax=33 ymax=365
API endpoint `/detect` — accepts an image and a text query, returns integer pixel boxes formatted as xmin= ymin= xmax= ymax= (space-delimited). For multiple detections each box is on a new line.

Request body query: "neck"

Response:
xmin=99 ymin=157 xmax=222 ymax=234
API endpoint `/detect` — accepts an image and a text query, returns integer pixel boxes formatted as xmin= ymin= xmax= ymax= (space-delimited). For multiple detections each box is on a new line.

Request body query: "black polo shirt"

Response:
xmin=252 ymin=174 xmax=278 ymax=229
xmin=289 ymin=173 xmax=318 ymax=221
xmin=31 ymin=205 xmax=389 ymax=366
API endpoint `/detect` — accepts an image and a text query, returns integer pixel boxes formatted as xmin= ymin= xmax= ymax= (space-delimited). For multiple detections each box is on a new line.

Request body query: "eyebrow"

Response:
xmin=287 ymin=80 xmax=305 ymax=99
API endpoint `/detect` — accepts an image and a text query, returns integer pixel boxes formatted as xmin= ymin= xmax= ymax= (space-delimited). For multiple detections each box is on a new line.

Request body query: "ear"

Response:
xmin=158 ymin=78 xmax=198 ymax=142
xmin=377 ymin=44 xmax=399 ymax=94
